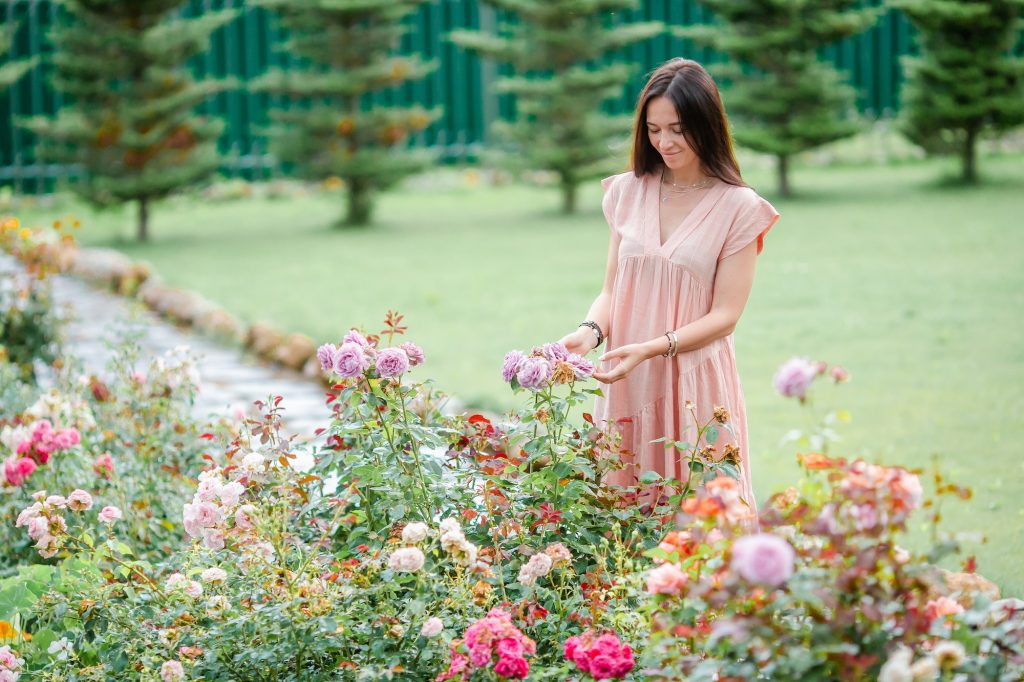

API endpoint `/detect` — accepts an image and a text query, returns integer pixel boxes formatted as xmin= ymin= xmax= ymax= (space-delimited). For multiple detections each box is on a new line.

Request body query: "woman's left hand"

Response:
xmin=593 ymin=343 xmax=652 ymax=384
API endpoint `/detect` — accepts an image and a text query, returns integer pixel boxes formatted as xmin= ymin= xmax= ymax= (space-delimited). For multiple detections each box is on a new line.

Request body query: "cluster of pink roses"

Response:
xmin=15 ymin=489 xmax=120 ymax=558
xmin=317 ymin=329 xmax=424 ymax=380
xmin=564 ymin=630 xmax=635 ymax=680
xmin=3 ymin=419 xmax=80 ymax=487
xmin=820 ymin=459 xmax=923 ymax=535
xmin=437 ymin=608 xmax=536 ymax=681
xmin=501 ymin=342 xmax=594 ymax=392
xmin=0 ymin=645 xmax=25 ymax=682
xmin=182 ymin=466 xmax=252 ymax=551
xmin=517 ymin=542 xmax=572 ymax=586
xmin=773 ymin=357 xmax=849 ymax=401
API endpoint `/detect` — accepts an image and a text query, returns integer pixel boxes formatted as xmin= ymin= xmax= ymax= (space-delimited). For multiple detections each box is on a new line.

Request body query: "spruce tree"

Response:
xmin=21 ymin=1 xmax=236 ymax=242
xmin=0 ymin=21 xmax=37 ymax=90
xmin=251 ymin=0 xmax=441 ymax=227
xmin=894 ymin=0 xmax=1024 ymax=183
xmin=450 ymin=1 xmax=663 ymax=214
xmin=676 ymin=1 xmax=881 ymax=197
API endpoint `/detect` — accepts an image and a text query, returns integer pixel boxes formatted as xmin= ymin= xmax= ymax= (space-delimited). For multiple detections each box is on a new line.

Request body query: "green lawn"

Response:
xmin=15 ymin=153 xmax=1024 ymax=594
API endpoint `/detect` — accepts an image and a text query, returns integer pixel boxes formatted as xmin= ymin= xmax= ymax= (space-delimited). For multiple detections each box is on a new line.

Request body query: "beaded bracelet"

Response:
xmin=579 ymin=320 xmax=604 ymax=347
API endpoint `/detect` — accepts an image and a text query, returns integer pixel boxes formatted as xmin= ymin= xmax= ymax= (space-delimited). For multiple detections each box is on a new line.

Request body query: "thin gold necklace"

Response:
xmin=661 ymin=168 xmax=714 ymax=202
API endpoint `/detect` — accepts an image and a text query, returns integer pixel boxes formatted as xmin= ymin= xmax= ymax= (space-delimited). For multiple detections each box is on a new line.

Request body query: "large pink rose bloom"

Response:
xmin=516 ymin=357 xmax=552 ymax=391
xmin=772 ymin=357 xmax=817 ymax=400
xmin=730 ymin=533 xmax=796 ymax=587
xmin=316 ymin=343 xmax=338 ymax=372
xmin=645 ymin=562 xmax=687 ymax=595
xmin=332 ymin=342 xmax=370 ymax=378
xmin=502 ymin=351 xmax=525 ymax=383
xmin=375 ymin=348 xmax=410 ymax=378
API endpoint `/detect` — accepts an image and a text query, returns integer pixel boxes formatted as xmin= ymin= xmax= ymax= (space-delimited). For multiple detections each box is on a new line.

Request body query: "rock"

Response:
xmin=940 ymin=569 xmax=1001 ymax=608
xmin=247 ymin=322 xmax=284 ymax=360
xmin=274 ymin=333 xmax=316 ymax=371
xmin=70 ymin=248 xmax=137 ymax=288
xmin=195 ymin=307 xmax=244 ymax=344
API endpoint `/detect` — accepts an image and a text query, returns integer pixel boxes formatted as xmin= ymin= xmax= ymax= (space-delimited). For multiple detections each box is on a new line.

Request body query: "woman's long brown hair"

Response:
xmin=630 ymin=58 xmax=746 ymax=187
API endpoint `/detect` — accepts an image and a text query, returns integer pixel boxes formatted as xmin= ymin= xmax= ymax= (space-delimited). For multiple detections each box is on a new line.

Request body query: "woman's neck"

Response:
xmin=664 ymin=164 xmax=708 ymax=186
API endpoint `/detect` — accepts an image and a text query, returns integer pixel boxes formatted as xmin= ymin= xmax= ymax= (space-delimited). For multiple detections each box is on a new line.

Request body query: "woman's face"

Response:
xmin=645 ymin=96 xmax=698 ymax=172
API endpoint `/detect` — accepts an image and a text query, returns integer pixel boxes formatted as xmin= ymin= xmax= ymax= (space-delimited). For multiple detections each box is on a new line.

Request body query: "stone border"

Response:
xmin=57 ymin=244 xmax=325 ymax=382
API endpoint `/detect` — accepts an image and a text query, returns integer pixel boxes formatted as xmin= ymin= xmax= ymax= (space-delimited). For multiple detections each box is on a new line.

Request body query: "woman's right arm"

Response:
xmin=560 ymin=231 xmax=620 ymax=355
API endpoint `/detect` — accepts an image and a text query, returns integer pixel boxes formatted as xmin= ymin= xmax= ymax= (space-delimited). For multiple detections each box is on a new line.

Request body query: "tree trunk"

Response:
xmin=344 ymin=181 xmax=372 ymax=226
xmin=137 ymin=197 xmax=149 ymax=242
xmin=962 ymin=126 xmax=978 ymax=184
xmin=777 ymin=154 xmax=792 ymax=198
xmin=560 ymin=177 xmax=577 ymax=214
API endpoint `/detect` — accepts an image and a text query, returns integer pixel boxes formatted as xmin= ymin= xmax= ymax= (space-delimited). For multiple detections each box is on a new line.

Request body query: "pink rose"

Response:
xmin=730 ymin=533 xmax=796 ymax=587
xmin=589 ymin=655 xmax=618 ymax=680
xmin=66 ymin=489 xmax=93 ymax=511
xmin=375 ymin=347 xmax=410 ymax=378
xmin=98 ymin=506 xmax=123 ymax=524
xmin=420 ymin=617 xmax=443 ymax=638
xmin=201 ymin=528 xmax=225 ymax=550
xmin=184 ymin=581 xmax=203 ymax=598
xmin=646 ymin=562 xmax=687 ymax=595
xmin=563 ymin=636 xmax=581 ymax=663
xmin=502 ymin=351 xmax=525 ymax=383
xmin=493 ymin=656 xmax=529 ymax=679
xmin=160 ymin=660 xmax=185 ymax=682
xmin=342 ymin=329 xmax=371 ymax=349
xmin=4 ymin=456 xmax=37 ymax=487
xmin=26 ymin=516 xmax=49 ymax=541
xmin=399 ymin=342 xmax=425 ymax=367
xmin=516 ymin=356 xmax=552 ymax=391
xmin=93 ymin=452 xmax=114 ymax=477
xmin=540 ymin=342 xmax=570 ymax=363
xmin=217 ymin=481 xmax=245 ymax=507
xmin=772 ymin=357 xmax=817 ymax=400
xmin=496 ymin=637 xmax=523 ymax=659
xmin=830 ymin=365 xmax=850 ymax=383
xmin=388 ymin=547 xmax=425 ymax=573
xmin=331 ymin=342 xmax=370 ymax=378
xmin=192 ymin=502 xmax=223 ymax=528
xmin=234 ymin=504 xmax=256 ymax=530
xmin=567 ymin=353 xmax=595 ymax=380
xmin=316 ymin=343 xmax=338 ymax=372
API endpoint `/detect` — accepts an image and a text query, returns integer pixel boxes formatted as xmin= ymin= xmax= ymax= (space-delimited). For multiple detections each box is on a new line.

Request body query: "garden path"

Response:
xmin=1 ymin=253 xmax=331 ymax=454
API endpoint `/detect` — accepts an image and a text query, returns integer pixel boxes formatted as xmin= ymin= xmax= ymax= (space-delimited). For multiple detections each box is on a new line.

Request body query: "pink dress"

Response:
xmin=594 ymin=170 xmax=780 ymax=508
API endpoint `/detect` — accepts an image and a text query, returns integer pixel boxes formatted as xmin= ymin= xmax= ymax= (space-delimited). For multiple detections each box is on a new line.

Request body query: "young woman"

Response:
xmin=560 ymin=58 xmax=779 ymax=509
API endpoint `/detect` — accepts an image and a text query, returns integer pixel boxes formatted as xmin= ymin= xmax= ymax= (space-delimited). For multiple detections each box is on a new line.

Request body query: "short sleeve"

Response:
xmin=719 ymin=192 xmax=779 ymax=260
xmin=601 ymin=175 xmax=620 ymax=237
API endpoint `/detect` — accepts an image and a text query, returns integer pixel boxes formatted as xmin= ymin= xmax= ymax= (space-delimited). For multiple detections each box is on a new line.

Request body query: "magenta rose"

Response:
xmin=502 ymin=350 xmax=525 ymax=383
xmin=516 ymin=357 xmax=552 ymax=391
xmin=4 ymin=456 xmax=37 ymax=487
xmin=399 ymin=342 xmax=425 ymax=366
xmin=772 ymin=357 xmax=817 ymax=400
xmin=493 ymin=656 xmax=529 ymax=679
xmin=343 ymin=329 xmax=371 ymax=349
xmin=375 ymin=348 xmax=410 ymax=378
xmin=730 ymin=533 xmax=796 ymax=587
xmin=316 ymin=343 xmax=337 ymax=372
xmin=332 ymin=342 xmax=370 ymax=378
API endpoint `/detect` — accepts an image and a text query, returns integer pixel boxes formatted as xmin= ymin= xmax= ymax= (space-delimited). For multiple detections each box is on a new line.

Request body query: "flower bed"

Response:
xmin=1 ymin=317 xmax=1021 ymax=680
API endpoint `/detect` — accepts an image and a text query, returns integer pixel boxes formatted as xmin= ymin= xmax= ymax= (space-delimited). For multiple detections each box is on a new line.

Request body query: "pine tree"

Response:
xmin=894 ymin=0 xmax=1024 ymax=183
xmin=250 ymin=0 xmax=441 ymax=227
xmin=676 ymin=1 xmax=881 ymax=197
xmin=450 ymin=1 xmax=663 ymax=214
xmin=0 ymin=21 xmax=37 ymax=90
xmin=21 ymin=1 xmax=236 ymax=242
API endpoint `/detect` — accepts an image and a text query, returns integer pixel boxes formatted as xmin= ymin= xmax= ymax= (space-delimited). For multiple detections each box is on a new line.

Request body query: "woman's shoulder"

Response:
xmin=722 ymin=183 xmax=778 ymax=215
xmin=601 ymin=169 xmax=645 ymax=193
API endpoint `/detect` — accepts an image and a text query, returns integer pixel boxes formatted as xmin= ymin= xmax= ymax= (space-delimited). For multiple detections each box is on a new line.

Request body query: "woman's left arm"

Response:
xmin=594 ymin=240 xmax=758 ymax=384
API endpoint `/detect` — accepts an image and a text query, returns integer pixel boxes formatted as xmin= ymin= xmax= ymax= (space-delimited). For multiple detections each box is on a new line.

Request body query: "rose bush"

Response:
xmin=2 ymin=328 xmax=1020 ymax=680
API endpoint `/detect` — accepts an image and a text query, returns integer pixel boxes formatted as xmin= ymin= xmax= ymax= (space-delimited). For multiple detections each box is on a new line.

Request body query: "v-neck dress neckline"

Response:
xmin=644 ymin=173 xmax=728 ymax=256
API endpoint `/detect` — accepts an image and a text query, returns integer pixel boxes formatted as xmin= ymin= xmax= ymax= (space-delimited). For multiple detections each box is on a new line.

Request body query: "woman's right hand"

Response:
xmin=559 ymin=327 xmax=598 ymax=355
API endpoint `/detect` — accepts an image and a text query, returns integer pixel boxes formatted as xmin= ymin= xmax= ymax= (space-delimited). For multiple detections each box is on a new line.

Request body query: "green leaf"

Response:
xmin=705 ymin=426 xmax=719 ymax=444
xmin=639 ymin=470 xmax=663 ymax=484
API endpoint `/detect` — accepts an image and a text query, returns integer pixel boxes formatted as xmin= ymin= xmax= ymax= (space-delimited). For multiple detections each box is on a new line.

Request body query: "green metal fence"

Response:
xmin=0 ymin=0 xmax=1015 ymax=193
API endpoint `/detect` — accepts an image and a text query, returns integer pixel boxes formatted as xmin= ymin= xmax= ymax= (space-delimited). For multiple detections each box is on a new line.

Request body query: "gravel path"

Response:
xmin=2 ymin=253 xmax=332 ymax=447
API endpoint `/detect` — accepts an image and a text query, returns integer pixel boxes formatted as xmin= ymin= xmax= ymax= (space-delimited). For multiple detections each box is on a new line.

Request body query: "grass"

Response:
xmin=13 ymin=152 xmax=1024 ymax=595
